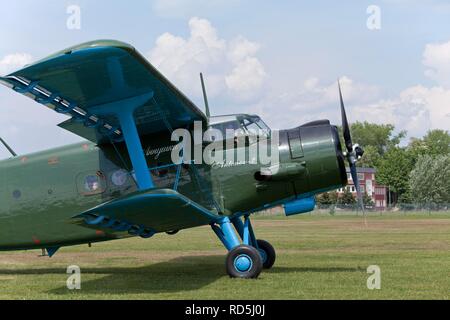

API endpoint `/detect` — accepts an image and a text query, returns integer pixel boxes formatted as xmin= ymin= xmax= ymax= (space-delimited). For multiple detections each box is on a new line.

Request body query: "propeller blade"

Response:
xmin=350 ymin=163 xmax=365 ymax=214
xmin=338 ymin=80 xmax=353 ymax=153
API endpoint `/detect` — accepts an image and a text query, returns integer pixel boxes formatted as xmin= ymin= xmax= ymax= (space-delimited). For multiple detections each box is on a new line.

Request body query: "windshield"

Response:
xmin=208 ymin=115 xmax=271 ymax=142
xmin=240 ymin=116 xmax=271 ymax=138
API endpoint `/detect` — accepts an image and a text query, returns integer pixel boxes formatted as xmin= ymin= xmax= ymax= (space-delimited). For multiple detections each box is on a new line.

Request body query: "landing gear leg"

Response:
xmin=211 ymin=217 xmax=262 ymax=278
xmin=231 ymin=215 xmax=276 ymax=269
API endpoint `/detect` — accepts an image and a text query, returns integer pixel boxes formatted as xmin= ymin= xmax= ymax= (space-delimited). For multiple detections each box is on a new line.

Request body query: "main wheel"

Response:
xmin=226 ymin=245 xmax=263 ymax=278
xmin=256 ymin=239 xmax=276 ymax=269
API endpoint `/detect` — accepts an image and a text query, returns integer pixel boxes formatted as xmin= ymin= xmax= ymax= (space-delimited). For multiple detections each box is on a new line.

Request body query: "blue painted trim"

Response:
xmin=128 ymin=225 xmax=144 ymax=236
xmin=231 ymin=216 xmax=244 ymax=239
xmin=173 ymin=164 xmax=182 ymax=191
xmin=85 ymin=215 xmax=105 ymax=225
xmin=234 ymin=254 xmax=252 ymax=272
xmin=243 ymin=217 xmax=250 ymax=245
xmin=230 ymin=184 xmax=343 ymax=220
xmin=14 ymin=81 xmax=38 ymax=94
xmin=211 ymin=217 xmax=241 ymax=251
xmin=101 ymin=218 xmax=118 ymax=228
xmin=148 ymin=163 xmax=179 ymax=171
xmin=118 ymin=110 xmax=153 ymax=190
xmin=246 ymin=217 xmax=258 ymax=248
xmin=140 ymin=229 xmax=155 ymax=239
xmin=46 ymin=247 xmax=60 ymax=258
xmin=88 ymin=92 xmax=155 ymax=190
xmin=84 ymin=115 xmax=103 ymax=128
xmin=36 ymin=92 xmax=58 ymax=105
xmin=231 ymin=216 xmax=257 ymax=247
xmin=55 ymin=102 xmax=77 ymax=115
xmin=284 ymin=197 xmax=316 ymax=216
xmin=147 ymin=159 xmax=189 ymax=192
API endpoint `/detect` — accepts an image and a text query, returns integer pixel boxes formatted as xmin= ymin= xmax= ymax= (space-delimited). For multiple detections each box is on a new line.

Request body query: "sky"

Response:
xmin=0 ymin=0 xmax=449 ymax=159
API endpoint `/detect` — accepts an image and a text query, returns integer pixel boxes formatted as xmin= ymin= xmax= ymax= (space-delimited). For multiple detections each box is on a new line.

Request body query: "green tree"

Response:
xmin=316 ymin=192 xmax=332 ymax=206
xmin=408 ymin=129 xmax=450 ymax=160
xmin=358 ymin=145 xmax=381 ymax=168
xmin=338 ymin=188 xmax=356 ymax=205
xmin=316 ymin=191 xmax=339 ymax=207
xmin=329 ymin=191 xmax=338 ymax=204
xmin=376 ymin=147 xmax=415 ymax=203
xmin=409 ymin=154 xmax=450 ymax=205
xmin=338 ymin=122 xmax=406 ymax=156
xmin=363 ymin=192 xmax=374 ymax=206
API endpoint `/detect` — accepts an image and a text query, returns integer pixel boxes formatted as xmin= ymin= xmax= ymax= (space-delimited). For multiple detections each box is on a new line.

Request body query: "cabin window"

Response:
xmin=84 ymin=175 xmax=100 ymax=192
xmin=111 ymin=169 xmax=129 ymax=186
xmin=76 ymin=171 xmax=106 ymax=196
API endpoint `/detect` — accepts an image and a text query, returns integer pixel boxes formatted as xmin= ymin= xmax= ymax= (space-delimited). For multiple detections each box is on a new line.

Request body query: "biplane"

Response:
xmin=0 ymin=40 xmax=364 ymax=278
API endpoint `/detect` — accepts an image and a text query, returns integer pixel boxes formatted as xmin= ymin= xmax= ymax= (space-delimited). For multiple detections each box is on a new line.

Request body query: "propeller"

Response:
xmin=338 ymin=80 xmax=366 ymax=218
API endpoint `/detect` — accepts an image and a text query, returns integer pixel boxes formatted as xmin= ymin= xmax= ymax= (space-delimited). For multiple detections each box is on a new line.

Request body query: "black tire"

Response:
xmin=256 ymin=239 xmax=276 ymax=269
xmin=226 ymin=245 xmax=263 ymax=279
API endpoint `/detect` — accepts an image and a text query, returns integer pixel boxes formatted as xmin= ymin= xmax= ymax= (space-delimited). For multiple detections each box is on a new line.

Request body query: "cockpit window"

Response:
xmin=208 ymin=115 xmax=271 ymax=142
xmin=211 ymin=120 xmax=241 ymax=134
xmin=240 ymin=116 xmax=271 ymax=138
xmin=208 ymin=120 xmax=241 ymax=141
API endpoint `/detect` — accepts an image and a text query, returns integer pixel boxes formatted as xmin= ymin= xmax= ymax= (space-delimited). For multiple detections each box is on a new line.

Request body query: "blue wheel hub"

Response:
xmin=234 ymin=254 xmax=252 ymax=272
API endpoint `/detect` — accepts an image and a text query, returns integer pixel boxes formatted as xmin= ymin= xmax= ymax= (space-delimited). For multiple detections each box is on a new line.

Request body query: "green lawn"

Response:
xmin=0 ymin=213 xmax=449 ymax=299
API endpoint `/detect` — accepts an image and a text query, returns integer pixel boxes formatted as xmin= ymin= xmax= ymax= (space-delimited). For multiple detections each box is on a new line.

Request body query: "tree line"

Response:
xmin=317 ymin=122 xmax=450 ymax=207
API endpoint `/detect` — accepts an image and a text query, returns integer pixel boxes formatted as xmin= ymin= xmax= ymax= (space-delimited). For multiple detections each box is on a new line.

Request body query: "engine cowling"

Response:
xmin=263 ymin=121 xmax=348 ymax=196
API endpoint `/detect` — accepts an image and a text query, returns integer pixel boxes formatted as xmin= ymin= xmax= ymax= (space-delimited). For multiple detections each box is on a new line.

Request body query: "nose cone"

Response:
xmin=354 ymin=145 xmax=364 ymax=159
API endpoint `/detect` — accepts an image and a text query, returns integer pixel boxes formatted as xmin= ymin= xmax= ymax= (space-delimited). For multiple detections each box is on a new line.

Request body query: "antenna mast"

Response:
xmin=200 ymin=73 xmax=211 ymax=118
xmin=0 ymin=137 xmax=17 ymax=157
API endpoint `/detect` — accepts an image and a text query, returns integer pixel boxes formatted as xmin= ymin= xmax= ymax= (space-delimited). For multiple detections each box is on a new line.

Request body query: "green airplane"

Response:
xmin=0 ymin=40 xmax=364 ymax=278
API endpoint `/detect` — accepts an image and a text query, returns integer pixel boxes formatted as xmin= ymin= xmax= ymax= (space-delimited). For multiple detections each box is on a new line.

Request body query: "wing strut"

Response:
xmin=89 ymin=92 xmax=155 ymax=190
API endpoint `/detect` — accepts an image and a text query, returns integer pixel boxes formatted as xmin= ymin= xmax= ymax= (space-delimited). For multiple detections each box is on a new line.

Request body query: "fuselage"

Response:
xmin=0 ymin=121 xmax=347 ymax=250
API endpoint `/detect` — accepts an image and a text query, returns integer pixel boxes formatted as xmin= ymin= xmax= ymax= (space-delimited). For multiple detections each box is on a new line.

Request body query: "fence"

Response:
xmin=256 ymin=203 xmax=450 ymax=217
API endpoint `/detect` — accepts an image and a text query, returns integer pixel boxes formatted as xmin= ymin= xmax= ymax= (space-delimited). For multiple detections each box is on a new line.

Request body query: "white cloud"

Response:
xmin=0 ymin=91 xmax=82 ymax=159
xmin=249 ymin=76 xmax=380 ymax=130
xmin=225 ymin=57 xmax=266 ymax=100
xmin=253 ymin=73 xmax=449 ymax=140
xmin=423 ymin=40 xmax=450 ymax=87
xmin=251 ymin=39 xmax=450 ymax=138
xmin=0 ymin=53 xmax=33 ymax=75
xmin=349 ymin=40 xmax=450 ymax=138
xmin=352 ymin=85 xmax=450 ymax=139
xmin=152 ymin=0 xmax=241 ymax=18
xmin=148 ymin=17 xmax=266 ymax=102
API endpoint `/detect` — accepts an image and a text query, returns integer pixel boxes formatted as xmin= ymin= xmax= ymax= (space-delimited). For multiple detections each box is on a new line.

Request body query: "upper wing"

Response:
xmin=71 ymin=188 xmax=219 ymax=236
xmin=0 ymin=40 xmax=206 ymax=144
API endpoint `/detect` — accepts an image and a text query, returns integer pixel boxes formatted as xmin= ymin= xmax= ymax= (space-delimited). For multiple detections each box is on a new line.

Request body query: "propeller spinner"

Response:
xmin=338 ymin=80 xmax=365 ymax=213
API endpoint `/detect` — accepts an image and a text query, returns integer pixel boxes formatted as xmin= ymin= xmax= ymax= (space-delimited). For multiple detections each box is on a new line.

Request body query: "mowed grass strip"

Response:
xmin=0 ymin=214 xmax=449 ymax=299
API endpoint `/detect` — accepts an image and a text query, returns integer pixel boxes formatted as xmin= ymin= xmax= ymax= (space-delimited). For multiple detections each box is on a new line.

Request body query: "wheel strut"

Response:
xmin=211 ymin=215 xmax=265 ymax=278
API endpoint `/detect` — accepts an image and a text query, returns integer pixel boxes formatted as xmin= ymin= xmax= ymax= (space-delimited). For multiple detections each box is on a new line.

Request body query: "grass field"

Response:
xmin=0 ymin=213 xmax=449 ymax=300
